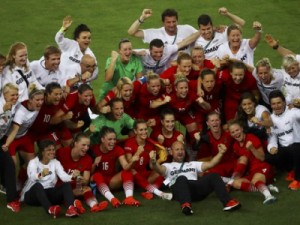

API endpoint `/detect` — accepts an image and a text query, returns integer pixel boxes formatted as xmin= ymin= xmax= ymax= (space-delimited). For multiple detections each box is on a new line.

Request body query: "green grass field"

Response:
xmin=1 ymin=0 xmax=300 ymax=224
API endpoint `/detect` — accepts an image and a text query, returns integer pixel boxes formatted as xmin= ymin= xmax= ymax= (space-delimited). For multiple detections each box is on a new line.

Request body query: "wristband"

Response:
xmin=138 ymin=18 xmax=144 ymax=24
xmin=59 ymin=26 xmax=67 ymax=32
xmin=273 ymin=44 xmax=279 ymax=50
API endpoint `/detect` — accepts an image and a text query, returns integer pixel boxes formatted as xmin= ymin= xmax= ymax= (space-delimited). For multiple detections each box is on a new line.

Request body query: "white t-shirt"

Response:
xmin=247 ymin=104 xmax=269 ymax=128
xmin=12 ymin=102 xmax=39 ymax=138
xmin=2 ymin=65 xmax=44 ymax=102
xmin=143 ymin=25 xmax=197 ymax=61
xmin=55 ymin=30 xmax=98 ymax=81
xmin=268 ymin=107 xmax=300 ymax=151
xmin=162 ymin=161 xmax=203 ymax=187
xmin=20 ymin=157 xmax=72 ymax=201
xmin=0 ymin=97 xmax=20 ymax=139
xmin=30 ymin=57 xmax=66 ymax=87
xmin=217 ymin=39 xmax=255 ymax=66
xmin=282 ymin=72 xmax=300 ymax=104
xmin=195 ymin=29 xmax=228 ymax=60
xmin=136 ymin=44 xmax=178 ymax=74
xmin=252 ymin=68 xmax=284 ymax=104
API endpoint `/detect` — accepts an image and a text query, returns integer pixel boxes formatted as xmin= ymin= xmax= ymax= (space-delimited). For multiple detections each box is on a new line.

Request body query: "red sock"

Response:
xmin=83 ymin=190 xmax=95 ymax=202
xmin=240 ymin=182 xmax=257 ymax=192
xmin=121 ymin=170 xmax=134 ymax=196
xmin=134 ymin=172 xmax=154 ymax=192
xmin=93 ymin=173 xmax=110 ymax=195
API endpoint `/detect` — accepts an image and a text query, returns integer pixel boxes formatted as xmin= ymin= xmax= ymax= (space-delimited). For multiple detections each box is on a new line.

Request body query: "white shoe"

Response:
xmin=161 ymin=192 xmax=173 ymax=200
xmin=268 ymin=184 xmax=279 ymax=193
xmin=263 ymin=195 xmax=277 ymax=205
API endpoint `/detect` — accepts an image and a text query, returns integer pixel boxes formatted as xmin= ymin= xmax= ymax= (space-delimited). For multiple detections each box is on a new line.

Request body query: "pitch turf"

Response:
xmin=0 ymin=0 xmax=300 ymax=224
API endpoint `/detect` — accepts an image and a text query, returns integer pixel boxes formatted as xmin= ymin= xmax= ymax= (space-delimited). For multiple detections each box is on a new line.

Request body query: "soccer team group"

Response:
xmin=1 ymin=6 xmax=300 ymax=218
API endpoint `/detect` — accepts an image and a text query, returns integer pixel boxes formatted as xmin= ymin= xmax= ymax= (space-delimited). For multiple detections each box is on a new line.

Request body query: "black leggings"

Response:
xmin=171 ymin=173 xmax=232 ymax=206
xmin=24 ymin=182 xmax=75 ymax=212
xmin=0 ymin=147 xmax=18 ymax=203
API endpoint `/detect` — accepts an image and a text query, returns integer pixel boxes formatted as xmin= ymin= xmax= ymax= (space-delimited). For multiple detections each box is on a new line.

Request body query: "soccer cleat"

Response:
xmin=268 ymin=184 xmax=279 ymax=193
xmin=181 ymin=202 xmax=193 ymax=216
xmin=288 ymin=180 xmax=300 ymax=190
xmin=90 ymin=201 xmax=109 ymax=212
xmin=7 ymin=200 xmax=21 ymax=213
xmin=141 ymin=192 xmax=154 ymax=200
xmin=286 ymin=170 xmax=295 ymax=182
xmin=48 ymin=205 xmax=61 ymax=218
xmin=161 ymin=192 xmax=173 ymax=200
xmin=65 ymin=205 xmax=79 ymax=217
xmin=223 ymin=199 xmax=241 ymax=211
xmin=110 ymin=197 xmax=121 ymax=208
xmin=74 ymin=199 xmax=86 ymax=214
xmin=123 ymin=196 xmax=141 ymax=207
xmin=263 ymin=195 xmax=277 ymax=205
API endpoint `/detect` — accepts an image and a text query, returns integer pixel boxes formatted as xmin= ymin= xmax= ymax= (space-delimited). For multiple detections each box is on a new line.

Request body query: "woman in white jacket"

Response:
xmin=20 ymin=140 xmax=82 ymax=218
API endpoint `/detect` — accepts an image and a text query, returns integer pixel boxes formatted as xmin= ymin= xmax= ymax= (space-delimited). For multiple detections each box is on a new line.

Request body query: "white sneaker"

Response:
xmin=263 ymin=195 xmax=277 ymax=205
xmin=161 ymin=192 xmax=173 ymax=200
xmin=268 ymin=184 xmax=279 ymax=193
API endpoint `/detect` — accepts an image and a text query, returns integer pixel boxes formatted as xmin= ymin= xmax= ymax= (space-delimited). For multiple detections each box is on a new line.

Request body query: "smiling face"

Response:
xmin=270 ymin=97 xmax=286 ymax=115
xmin=111 ymin=101 xmax=124 ymax=120
xmin=120 ymin=84 xmax=133 ymax=101
xmin=74 ymin=137 xmax=90 ymax=157
xmin=191 ymin=48 xmax=205 ymax=66
xmin=178 ymin=59 xmax=192 ymax=76
xmin=163 ymin=16 xmax=177 ymax=35
xmin=101 ymin=132 xmax=117 ymax=152
xmin=78 ymin=89 xmax=93 ymax=106
xmin=229 ymin=123 xmax=245 ymax=143
xmin=241 ymin=98 xmax=255 ymax=115
xmin=199 ymin=23 xmax=214 ymax=41
xmin=150 ymin=46 xmax=164 ymax=61
xmin=285 ymin=62 xmax=300 ymax=78
xmin=42 ymin=144 xmax=56 ymax=162
xmin=161 ymin=114 xmax=175 ymax=132
xmin=147 ymin=78 xmax=161 ymax=96
xmin=14 ymin=48 xmax=28 ymax=67
xmin=76 ymin=31 xmax=91 ymax=52
xmin=119 ymin=42 xmax=132 ymax=63
xmin=4 ymin=88 xmax=19 ymax=105
xmin=228 ymin=29 xmax=242 ymax=49
xmin=45 ymin=53 xmax=61 ymax=71
xmin=230 ymin=67 xmax=245 ymax=84
xmin=175 ymin=80 xmax=189 ymax=98
xmin=257 ymin=66 xmax=272 ymax=84
xmin=170 ymin=141 xmax=185 ymax=162
xmin=134 ymin=122 xmax=148 ymax=141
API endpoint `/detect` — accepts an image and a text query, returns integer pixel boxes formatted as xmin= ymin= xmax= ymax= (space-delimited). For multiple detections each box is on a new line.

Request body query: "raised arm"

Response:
xmin=127 ymin=9 xmax=153 ymax=38
xmin=201 ymin=144 xmax=226 ymax=171
xmin=105 ymin=51 xmax=119 ymax=82
xmin=176 ymin=31 xmax=201 ymax=50
xmin=55 ymin=16 xmax=73 ymax=50
xmin=218 ymin=7 xmax=245 ymax=27
xmin=149 ymin=151 xmax=167 ymax=176
xmin=265 ymin=34 xmax=296 ymax=57
xmin=249 ymin=21 xmax=262 ymax=49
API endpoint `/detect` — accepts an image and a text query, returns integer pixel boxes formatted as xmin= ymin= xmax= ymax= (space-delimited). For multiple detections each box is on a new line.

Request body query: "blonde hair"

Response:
xmin=2 ymin=83 xmax=19 ymax=95
xmin=146 ymin=71 xmax=160 ymax=83
xmin=282 ymin=54 xmax=299 ymax=70
xmin=28 ymin=84 xmax=44 ymax=99
xmin=176 ymin=52 xmax=192 ymax=64
xmin=256 ymin=57 xmax=272 ymax=70
xmin=6 ymin=42 xmax=28 ymax=72
xmin=174 ymin=73 xmax=189 ymax=86
xmin=191 ymin=46 xmax=204 ymax=54
xmin=115 ymin=77 xmax=133 ymax=98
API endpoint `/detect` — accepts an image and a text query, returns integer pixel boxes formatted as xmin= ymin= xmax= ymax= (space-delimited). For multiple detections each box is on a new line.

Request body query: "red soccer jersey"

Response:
xmin=218 ymin=68 xmax=257 ymax=102
xmin=206 ymin=130 xmax=235 ymax=163
xmin=197 ymin=59 xmax=215 ymax=71
xmin=30 ymin=98 xmax=64 ymax=133
xmin=90 ymin=144 xmax=125 ymax=177
xmin=150 ymin=128 xmax=183 ymax=161
xmin=104 ymin=80 xmax=142 ymax=118
xmin=135 ymin=83 xmax=165 ymax=120
xmin=61 ymin=91 xmax=96 ymax=122
xmin=124 ymin=137 xmax=155 ymax=172
xmin=56 ymin=147 xmax=93 ymax=174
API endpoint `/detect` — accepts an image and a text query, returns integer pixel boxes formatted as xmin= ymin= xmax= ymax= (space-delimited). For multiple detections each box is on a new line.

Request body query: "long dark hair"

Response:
xmin=37 ymin=140 xmax=55 ymax=161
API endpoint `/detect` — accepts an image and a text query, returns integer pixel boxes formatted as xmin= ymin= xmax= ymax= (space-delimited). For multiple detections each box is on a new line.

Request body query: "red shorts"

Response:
xmin=176 ymin=111 xmax=198 ymax=126
xmin=244 ymin=162 xmax=274 ymax=184
xmin=9 ymin=133 xmax=35 ymax=156
xmin=207 ymin=160 xmax=236 ymax=177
